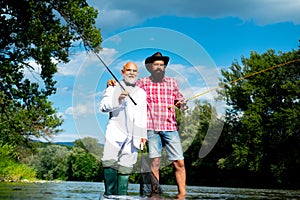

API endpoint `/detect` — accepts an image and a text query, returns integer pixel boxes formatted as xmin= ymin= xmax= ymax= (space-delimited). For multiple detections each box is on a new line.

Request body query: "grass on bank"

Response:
xmin=0 ymin=143 xmax=36 ymax=182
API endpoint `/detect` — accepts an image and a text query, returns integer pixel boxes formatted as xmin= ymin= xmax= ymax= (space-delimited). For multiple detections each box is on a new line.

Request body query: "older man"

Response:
xmin=100 ymin=62 xmax=147 ymax=196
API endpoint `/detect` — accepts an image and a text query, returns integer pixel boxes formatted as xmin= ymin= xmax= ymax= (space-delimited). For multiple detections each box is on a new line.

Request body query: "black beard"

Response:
xmin=151 ymin=70 xmax=165 ymax=82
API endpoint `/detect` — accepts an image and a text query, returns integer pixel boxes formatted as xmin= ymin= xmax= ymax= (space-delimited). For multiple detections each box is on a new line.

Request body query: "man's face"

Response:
xmin=121 ymin=62 xmax=138 ymax=84
xmin=150 ymin=60 xmax=165 ymax=80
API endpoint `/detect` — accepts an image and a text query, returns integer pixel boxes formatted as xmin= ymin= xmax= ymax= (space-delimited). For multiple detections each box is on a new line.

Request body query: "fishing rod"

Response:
xmin=61 ymin=11 xmax=137 ymax=105
xmin=92 ymin=51 xmax=137 ymax=106
xmin=174 ymin=59 xmax=300 ymax=108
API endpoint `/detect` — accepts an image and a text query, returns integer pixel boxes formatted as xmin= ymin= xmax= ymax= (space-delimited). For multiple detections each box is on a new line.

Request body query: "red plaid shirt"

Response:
xmin=136 ymin=76 xmax=184 ymax=131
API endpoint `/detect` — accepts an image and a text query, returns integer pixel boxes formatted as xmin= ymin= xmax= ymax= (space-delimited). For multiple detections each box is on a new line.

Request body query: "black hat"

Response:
xmin=145 ymin=52 xmax=169 ymax=71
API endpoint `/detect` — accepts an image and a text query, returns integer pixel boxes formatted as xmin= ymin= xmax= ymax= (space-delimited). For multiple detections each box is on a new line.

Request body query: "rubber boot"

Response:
xmin=117 ymin=174 xmax=129 ymax=195
xmin=103 ymin=167 xmax=117 ymax=195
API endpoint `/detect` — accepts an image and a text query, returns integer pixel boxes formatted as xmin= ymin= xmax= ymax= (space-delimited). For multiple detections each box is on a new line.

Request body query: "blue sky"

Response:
xmin=47 ymin=0 xmax=300 ymax=143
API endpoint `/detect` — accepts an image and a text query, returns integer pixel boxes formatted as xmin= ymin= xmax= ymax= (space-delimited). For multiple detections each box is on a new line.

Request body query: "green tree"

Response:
xmin=66 ymin=147 xmax=102 ymax=182
xmin=179 ymin=100 xmax=223 ymax=186
xmin=27 ymin=143 xmax=103 ymax=181
xmin=73 ymin=137 xmax=103 ymax=160
xmin=0 ymin=0 xmax=101 ymax=149
xmin=218 ymin=48 xmax=300 ymax=188
xmin=30 ymin=144 xmax=70 ymax=180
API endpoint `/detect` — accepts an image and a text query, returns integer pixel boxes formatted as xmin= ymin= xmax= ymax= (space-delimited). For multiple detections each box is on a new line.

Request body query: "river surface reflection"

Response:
xmin=0 ymin=181 xmax=299 ymax=199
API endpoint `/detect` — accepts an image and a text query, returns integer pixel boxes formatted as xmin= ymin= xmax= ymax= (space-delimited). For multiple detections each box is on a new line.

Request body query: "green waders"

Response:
xmin=103 ymin=167 xmax=117 ymax=195
xmin=117 ymin=174 xmax=129 ymax=195
xmin=103 ymin=168 xmax=130 ymax=195
xmin=103 ymin=161 xmax=132 ymax=196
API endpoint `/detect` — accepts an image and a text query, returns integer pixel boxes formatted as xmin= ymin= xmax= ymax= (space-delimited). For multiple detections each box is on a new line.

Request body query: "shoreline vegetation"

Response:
xmin=1 ymin=179 xmax=63 ymax=184
xmin=1 ymin=136 xmax=300 ymax=190
xmin=0 ymin=139 xmax=103 ymax=184
xmin=0 ymin=143 xmax=36 ymax=183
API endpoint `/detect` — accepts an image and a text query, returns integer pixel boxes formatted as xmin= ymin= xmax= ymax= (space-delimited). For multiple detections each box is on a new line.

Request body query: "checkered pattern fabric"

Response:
xmin=136 ymin=76 xmax=184 ymax=131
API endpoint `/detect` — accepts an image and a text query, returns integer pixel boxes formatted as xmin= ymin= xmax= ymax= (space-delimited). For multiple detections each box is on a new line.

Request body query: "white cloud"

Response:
xmin=64 ymin=106 xmax=74 ymax=115
xmin=96 ymin=9 xmax=140 ymax=33
xmin=56 ymin=86 xmax=70 ymax=94
xmin=56 ymin=111 xmax=66 ymax=120
xmin=65 ymin=102 xmax=96 ymax=118
xmin=64 ymin=86 xmax=101 ymax=119
xmin=97 ymin=47 xmax=119 ymax=65
xmin=57 ymin=47 xmax=119 ymax=77
xmin=89 ymin=0 xmax=300 ymax=33
xmin=57 ymin=51 xmax=88 ymax=76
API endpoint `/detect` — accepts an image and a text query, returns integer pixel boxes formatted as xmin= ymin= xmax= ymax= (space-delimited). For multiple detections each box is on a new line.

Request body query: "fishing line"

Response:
xmin=187 ymin=59 xmax=300 ymax=102
xmin=171 ymin=59 xmax=299 ymax=109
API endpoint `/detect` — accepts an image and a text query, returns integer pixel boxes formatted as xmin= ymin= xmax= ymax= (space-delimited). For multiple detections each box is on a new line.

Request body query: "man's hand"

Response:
xmin=107 ymin=79 xmax=117 ymax=87
xmin=175 ymin=100 xmax=188 ymax=110
xmin=119 ymin=91 xmax=129 ymax=104
xmin=140 ymin=138 xmax=147 ymax=150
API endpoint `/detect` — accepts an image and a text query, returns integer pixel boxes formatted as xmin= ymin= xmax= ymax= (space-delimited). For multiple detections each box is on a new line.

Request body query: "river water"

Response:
xmin=0 ymin=181 xmax=299 ymax=199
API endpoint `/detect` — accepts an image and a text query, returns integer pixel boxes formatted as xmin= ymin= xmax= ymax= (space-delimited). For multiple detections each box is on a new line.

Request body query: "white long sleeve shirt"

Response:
xmin=99 ymin=81 xmax=147 ymax=149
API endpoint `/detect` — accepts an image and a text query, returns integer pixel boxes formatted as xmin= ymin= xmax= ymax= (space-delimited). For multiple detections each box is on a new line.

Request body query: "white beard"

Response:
xmin=124 ymin=76 xmax=137 ymax=85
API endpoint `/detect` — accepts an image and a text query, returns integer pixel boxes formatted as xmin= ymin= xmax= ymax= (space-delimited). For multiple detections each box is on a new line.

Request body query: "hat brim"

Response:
xmin=145 ymin=56 xmax=169 ymax=66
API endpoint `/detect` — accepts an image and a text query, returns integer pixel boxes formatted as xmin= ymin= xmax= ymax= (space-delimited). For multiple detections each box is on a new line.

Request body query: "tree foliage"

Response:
xmin=73 ymin=137 xmax=103 ymax=160
xmin=218 ymin=48 xmax=300 ymax=187
xmin=0 ymin=142 xmax=36 ymax=181
xmin=30 ymin=144 xmax=70 ymax=180
xmin=28 ymin=141 xmax=103 ymax=181
xmin=66 ymin=147 xmax=102 ymax=182
xmin=179 ymin=100 xmax=224 ymax=185
xmin=0 ymin=0 xmax=101 ymax=148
